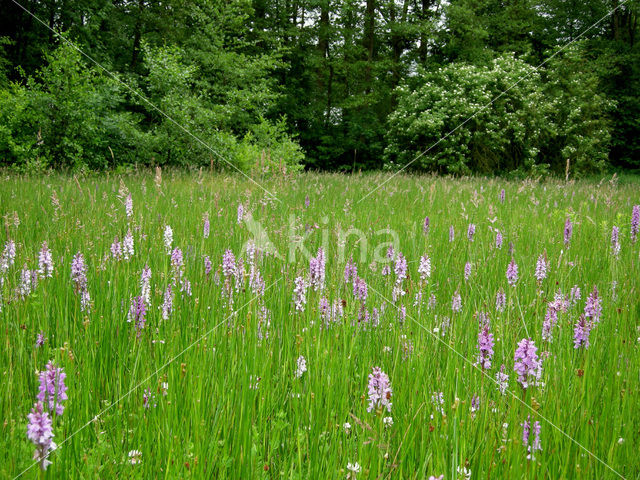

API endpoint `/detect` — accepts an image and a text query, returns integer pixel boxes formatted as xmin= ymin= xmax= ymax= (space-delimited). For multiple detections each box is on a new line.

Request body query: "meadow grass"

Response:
xmin=1 ymin=170 xmax=638 ymax=479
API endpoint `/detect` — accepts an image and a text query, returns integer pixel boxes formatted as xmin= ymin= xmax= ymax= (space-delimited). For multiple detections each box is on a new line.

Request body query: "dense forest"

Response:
xmin=0 ymin=0 xmax=638 ymax=175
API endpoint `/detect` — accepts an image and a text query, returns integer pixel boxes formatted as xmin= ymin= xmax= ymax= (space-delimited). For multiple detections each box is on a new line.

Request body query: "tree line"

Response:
xmin=0 ymin=0 xmax=638 ymax=176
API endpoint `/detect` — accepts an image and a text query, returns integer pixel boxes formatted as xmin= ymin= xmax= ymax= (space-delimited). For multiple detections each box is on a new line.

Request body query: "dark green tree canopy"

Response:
xmin=0 ymin=0 xmax=638 ymax=173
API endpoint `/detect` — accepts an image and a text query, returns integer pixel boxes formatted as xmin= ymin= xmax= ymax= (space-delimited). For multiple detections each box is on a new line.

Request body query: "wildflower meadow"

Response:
xmin=1 ymin=171 xmax=639 ymax=479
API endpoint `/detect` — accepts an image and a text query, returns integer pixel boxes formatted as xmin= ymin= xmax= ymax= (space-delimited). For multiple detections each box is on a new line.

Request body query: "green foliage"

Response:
xmin=139 ymin=43 xmax=302 ymax=171
xmin=384 ymin=51 xmax=612 ymax=176
xmin=0 ymin=37 xmax=10 ymax=87
xmin=0 ymin=0 xmax=638 ymax=173
xmin=139 ymin=42 xmax=220 ymax=167
xmin=239 ymin=117 xmax=305 ymax=174
xmin=440 ymin=0 xmax=492 ymax=63
xmin=0 ymin=40 xmax=142 ymax=171
xmin=542 ymin=44 xmax=615 ymax=175
xmin=588 ymin=39 xmax=640 ymax=170
xmin=181 ymin=0 xmax=284 ymax=134
xmin=0 ymin=40 xmax=303 ymax=172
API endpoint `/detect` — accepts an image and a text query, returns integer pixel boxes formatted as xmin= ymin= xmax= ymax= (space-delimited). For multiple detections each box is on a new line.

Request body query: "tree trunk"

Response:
xmin=318 ymin=0 xmax=332 ymax=124
xmin=130 ymin=0 xmax=145 ymax=69
xmin=48 ymin=0 xmax=56 ymax=45
xmin=612 ymin=0 xmax=620 ymax=41
xmin=389 ymin=0 xmax=408 ymax=89
xmin=364 ymin=0 xmax=375 ymax=92
xmin=419 ymin=0 xmax=431 ymax=63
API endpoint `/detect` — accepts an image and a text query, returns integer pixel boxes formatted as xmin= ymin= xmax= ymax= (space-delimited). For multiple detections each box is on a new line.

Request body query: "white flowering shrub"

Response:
xmin=384 ymin=50 xmax=612 ymax=176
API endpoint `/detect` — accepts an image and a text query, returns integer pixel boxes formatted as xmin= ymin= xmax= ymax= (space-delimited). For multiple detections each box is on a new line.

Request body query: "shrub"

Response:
xmin=0 ymin=40 xmax=143 ymax=171
xmin=384 ymin=49 xmax=612 ymax=177
xmin=0 ymin=40 xmax=304 ymax=173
